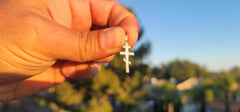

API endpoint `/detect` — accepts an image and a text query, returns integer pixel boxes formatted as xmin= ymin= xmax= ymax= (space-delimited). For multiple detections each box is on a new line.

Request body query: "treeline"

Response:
xmin=34 ymin=58 xmax=240 ymax=112
xmin=148 ymin=59 xmax=240 ymax=112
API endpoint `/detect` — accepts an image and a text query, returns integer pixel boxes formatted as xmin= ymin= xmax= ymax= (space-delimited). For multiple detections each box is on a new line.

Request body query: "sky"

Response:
xmin=115 ymin=0 xmax=240 ymax=72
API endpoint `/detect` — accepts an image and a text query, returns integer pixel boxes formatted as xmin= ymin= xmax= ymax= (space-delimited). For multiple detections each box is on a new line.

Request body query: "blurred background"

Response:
xmin=1 ymin=0 xmax=240 ymax=112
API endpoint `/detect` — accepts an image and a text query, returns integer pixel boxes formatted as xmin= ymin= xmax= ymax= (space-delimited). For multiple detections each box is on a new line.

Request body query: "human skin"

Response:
xmin=0 ymin=0 xmax=139 ymax=102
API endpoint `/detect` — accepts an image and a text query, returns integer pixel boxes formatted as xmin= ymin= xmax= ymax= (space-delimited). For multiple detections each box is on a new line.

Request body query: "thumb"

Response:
xmin=36 ymin=22 xmax=125 ymax=62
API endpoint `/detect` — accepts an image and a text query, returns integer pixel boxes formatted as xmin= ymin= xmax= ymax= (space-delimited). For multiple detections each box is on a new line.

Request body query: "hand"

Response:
xmin=0 ymin=0 xmax=139 ymax=102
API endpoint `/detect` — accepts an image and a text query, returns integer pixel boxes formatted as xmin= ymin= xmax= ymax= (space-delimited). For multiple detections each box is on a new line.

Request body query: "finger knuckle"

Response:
xmin=76 ymin=32 xmax=90 ymax=62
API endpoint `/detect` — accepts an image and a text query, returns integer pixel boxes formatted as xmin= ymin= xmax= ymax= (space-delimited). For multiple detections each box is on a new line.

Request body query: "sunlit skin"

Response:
xmin=0 ymin=0 xmax=139 ymax=102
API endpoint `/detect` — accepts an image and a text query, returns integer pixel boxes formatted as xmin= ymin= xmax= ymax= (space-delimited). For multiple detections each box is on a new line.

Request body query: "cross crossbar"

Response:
xmin=120 ymin=35 xmax=135 ymax=73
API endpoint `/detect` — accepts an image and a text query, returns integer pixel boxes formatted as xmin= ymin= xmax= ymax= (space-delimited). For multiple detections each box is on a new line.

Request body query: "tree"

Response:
xmin=134 ymin=41 xmax=151 ymax=64
xmin=152 ymin=65 xmax=167 ymax=79
xmin=163 ymin=59 xmax=207 ymax=81
xmin=184 ymin=77 xmax=215 ymax=112
xmin=215 ymin=72 xmax=238 ymax=112
xmin=149 ymin=80 xmax=181 ymax=112
xmin=230 ymin=66 xmax=240 ymax=83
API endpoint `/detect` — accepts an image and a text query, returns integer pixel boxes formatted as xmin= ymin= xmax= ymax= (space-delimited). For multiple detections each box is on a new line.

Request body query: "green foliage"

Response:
xmin=205 ymin=89 xmax=214 ymax=103
xmin=230 ymin=66 xmax=240 ymax=75
xmin=157 ymin=59 xmax=208 ymax=80
xmin=80 ymin=96 xmax=113 ymax=112
xmin=91 ymin=66 xmax=120 ymax=95
xmin=201 ymin=78 xmax=215 ymax=88
xmin=55 ymin=82 xmax=84 ymax=105
xmin=216 ymin=72 xmax=238 ymax=91
xmin=48 ymin=102 xmax=59 ymax=111
xmin=108 ymin=53 xmax=125 ymax=74
xmin=34 ymin=56 xmax=240 ymax=112
xmin=159 ymin=81 xmax=180 ymax=104
xmin=34 ymin=58 xmax=240 ymax=112
xmin=134 ymin=41 xmax=151 ymax=63
xmin=117 ymin=71 xmax=148 ymax=105
xmin=186 ymin=78 xmax=216 ymax=101
xmin=154 ymin=66 xmax=167 ymax=79
xmin=230 ymin=66 xmax=240 ymax=83
xmin=169 ymin=60 xmax=195 ymax=79
xmin=36 ymin=64 xmax=149 ymax=112
xmin=213 ymin=72 xmax=239 ymax=112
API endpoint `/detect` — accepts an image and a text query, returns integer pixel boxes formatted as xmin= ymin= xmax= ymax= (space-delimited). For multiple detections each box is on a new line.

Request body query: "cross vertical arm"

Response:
xmin=120 ymin=35 xmax=135 ymax=73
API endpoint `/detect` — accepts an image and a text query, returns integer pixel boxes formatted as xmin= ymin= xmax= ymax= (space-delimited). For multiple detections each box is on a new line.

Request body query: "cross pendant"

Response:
xmin=120 ymin=35 xmax=134 ymax=73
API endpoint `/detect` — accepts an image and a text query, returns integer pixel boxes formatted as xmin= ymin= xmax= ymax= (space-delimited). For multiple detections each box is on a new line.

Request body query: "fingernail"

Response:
xmin=62 ymin=66 xmax=76 ymax=77
xmin=100 ymin=27 xmax=125 ymax=50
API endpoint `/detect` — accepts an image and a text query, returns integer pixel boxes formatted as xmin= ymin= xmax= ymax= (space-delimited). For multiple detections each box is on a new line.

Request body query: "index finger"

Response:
xmin=90 ymin=0 xmax=139 ymax=47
